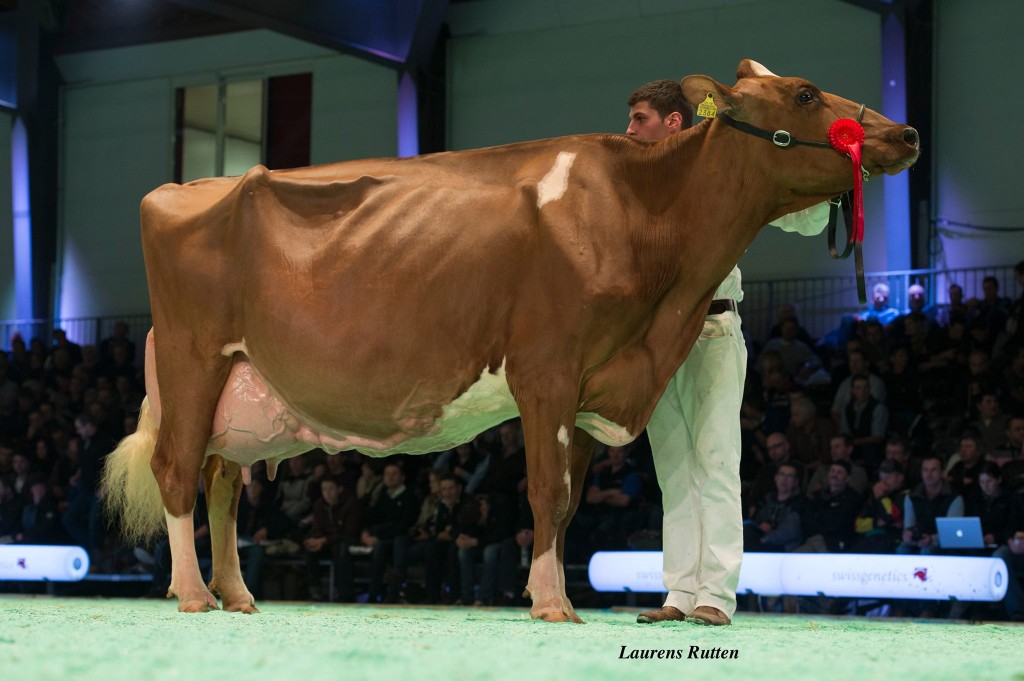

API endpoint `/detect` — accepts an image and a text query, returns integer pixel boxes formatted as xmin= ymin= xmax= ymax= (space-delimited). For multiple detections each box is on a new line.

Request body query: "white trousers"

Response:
xmin=646 ymin=309 xmax=746 ymax=617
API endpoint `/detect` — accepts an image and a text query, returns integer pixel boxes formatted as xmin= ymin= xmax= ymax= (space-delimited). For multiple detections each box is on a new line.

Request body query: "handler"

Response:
xmin=626 ymin=80 xmax=829 ymax=625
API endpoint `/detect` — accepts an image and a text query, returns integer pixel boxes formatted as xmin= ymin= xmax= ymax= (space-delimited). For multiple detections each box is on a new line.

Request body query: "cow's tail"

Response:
xmin=102 ymin=396 xmax=166 ymax=542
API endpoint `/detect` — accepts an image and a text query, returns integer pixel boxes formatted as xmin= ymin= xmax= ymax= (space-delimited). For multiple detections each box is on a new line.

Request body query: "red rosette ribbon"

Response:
xmin=828 ymin=118 xmax=866 ymax=244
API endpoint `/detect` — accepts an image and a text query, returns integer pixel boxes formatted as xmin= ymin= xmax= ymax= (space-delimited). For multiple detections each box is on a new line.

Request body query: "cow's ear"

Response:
xmin=681 ymin=76 xmax=739 ymax=117
xmin=738 ymin=59 xmax=777 ymax=79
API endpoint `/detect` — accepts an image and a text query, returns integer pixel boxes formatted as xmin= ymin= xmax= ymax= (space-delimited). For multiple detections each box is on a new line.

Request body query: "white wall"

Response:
xmin=446 ymin=0 xmax=893 ymax=280
xmin=55 ymin=30 xmax=397 ymax=318
xmin=933 ymin=0 xmax=1024 ymax=271
xmin=0 ymin=110 xmax=13 ymax=319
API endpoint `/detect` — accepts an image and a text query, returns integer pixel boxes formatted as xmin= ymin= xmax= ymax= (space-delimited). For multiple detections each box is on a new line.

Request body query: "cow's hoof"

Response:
xmin=173 ymin=587 xmax=220 ymax=613
xmin=178 ymin=599 xmax=219 ymax=613
xmin=531 ymin=604 xmax=585 ymax=624
xmin=224 ymin=601 xmax=259 ymax=615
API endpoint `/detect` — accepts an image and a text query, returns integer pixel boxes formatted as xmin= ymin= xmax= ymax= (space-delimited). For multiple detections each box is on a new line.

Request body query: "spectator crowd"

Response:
xmin=1 ymin=266 xmax=1023 ymax=621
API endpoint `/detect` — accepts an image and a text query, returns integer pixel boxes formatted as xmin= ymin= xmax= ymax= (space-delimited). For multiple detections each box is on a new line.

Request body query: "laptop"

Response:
xmin=935 ymin=516 xmax=995 ymax=550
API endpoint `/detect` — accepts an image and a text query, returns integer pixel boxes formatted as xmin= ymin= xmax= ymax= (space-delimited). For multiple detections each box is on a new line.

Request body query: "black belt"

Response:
xmin=707 ymin=299 xmax=736 ymax=316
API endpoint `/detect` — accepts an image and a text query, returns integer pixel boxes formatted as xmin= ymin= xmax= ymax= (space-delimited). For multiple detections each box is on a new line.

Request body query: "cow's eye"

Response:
xmin=796 ymin=89 xmax=816 ymax=105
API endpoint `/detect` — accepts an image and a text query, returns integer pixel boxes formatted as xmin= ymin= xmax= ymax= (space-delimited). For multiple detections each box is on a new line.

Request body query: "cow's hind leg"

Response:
xmin=556 ymin=427 xmax=595 ymax=592
xmin=151 ymin=337 xmax=231 ymax=613
xmin=203 ymin=455 xmax=257 ymax=613
xmin=519 ymin=394 xmax=584 ymax=623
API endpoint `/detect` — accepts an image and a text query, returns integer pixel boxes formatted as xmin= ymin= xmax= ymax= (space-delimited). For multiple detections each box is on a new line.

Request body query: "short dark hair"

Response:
xmin=830 ymin=459 xmax=852 ymax=474
xmin=627 ymin=80 xmax=693 ymax=128
xmin=878 ymin=459 xmax=903 ymax=476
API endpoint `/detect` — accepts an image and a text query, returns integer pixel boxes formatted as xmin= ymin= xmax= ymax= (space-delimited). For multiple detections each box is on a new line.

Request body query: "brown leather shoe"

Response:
xmin=686 ymin=606 xmax=731 ymax=626
xmin=636 ymin=606 xmax=685 ymax=624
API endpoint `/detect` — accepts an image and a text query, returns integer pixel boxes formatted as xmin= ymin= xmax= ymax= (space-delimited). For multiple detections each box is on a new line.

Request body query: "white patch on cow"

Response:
xmin=556 ymin=426 xmax=569 ymax=449
xmin=359 ymin=358 xmax=519 ymax=456
xmin=575 ymin=412 xmax=636 ymax=446
xmin=537 ymin=151 xmax=576 ymax=208
xmin=527 ymin=540 xmax=563 ymax=604
xmin=221 ymin=339 xmax=249 ymax=357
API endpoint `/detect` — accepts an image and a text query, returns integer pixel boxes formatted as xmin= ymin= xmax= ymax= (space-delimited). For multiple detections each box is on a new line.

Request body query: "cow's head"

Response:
xmin=681 ymin=59 xmax=919 ymax=198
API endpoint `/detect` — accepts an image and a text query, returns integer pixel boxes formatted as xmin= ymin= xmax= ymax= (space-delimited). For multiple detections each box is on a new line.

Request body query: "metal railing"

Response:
xmin=742 ymin=263 xmax=1021 ymax=344
xmin=0 ymin=264 xmax=1019 ymax=356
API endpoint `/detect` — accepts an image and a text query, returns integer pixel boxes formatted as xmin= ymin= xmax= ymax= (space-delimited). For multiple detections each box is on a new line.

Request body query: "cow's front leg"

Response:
xmin=203 ymin=455 xmax=256 ymax=614
xmin=520 ymin=402 xmax=584 ymax=623
xmin=165 ymin=508 xmax=219 ymax=612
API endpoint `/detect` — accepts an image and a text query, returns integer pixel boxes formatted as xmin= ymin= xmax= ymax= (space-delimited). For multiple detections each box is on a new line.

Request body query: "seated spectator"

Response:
xmin=852 ymin=459 xmax=908 ymax=553
xmin=767 ymin=301 xmax=815 ymax=348
xmin=898 ymin=454 xmax=965 ymax=555
xmin=434 ymin=441 xmax=490 ymax=495
xmin=747 ymin=432 xmax=801 ymax=512
xmin=945 ymin=432 xmax=986 ymax=499
xmin=798 ymin=460 xmax=863 ymax=552
xmin=761 ymin=319 xmax=819 ymax=378
xmin=744 ymin=462 xmax=805 ymax=552
xmin=884 ymin=434 xmax=922 ymax=490
xmin=996 ymin=416 xmax=1024 ymax=492
xmin=478 ymin=492 xmax=534 ymax=606
xmin=831 ymin=349 xmax=887 ymax=426
xmin=860 ymin=320 xmax=891 ymax=372
xmin=16 ymin=474 xmax=65 ymax=544
xmin=236 ymin=476 xmax=292 ymax=601
xmin=968 ymin=276 xmax=1012 ymax=336
xmin=0 ymin=476 xmax=22 ymax=543
xmin=303 ymin=476 xmax=362 ymax=602
xmin=971 ymin=390 xmax=1012 ymax=452
xmin=820 ymin=283 xmax=900 ymax=352
xmin=354 ymin=459 xmax=384 ymax=508
xmin=806 ymin=434 xmax=869 ymax=497
xmin=1002 ymin=347 xmax=1024 ymax=414
xmin=584 ymin=444 xmax=644 ymax=548
xmin=882 ymin=345 xmax=922 ymax=437
xmin=393 ymin=473 xmax=465 ymax=604
xmin=450 ymin=492 xmax=507 ymax=605
xmin=967 ymin=462 xmax=1014 ymax=547
xmin=98 ymin=321 xmax=136 ymax=365
xmin=362 ymin=462 xmax=419 ymax=603
xmin=994 ymin=490 xmax=1024 ymax=621
xmin=275 ymin=453 xmax=316 ymax=531
xmin=840 ymin=374 xmax=889 ymax=469
xmin=785 ymin=396 xmax=836 ymax=472
xmin=935 ymin=283 xmax=968 ymax=328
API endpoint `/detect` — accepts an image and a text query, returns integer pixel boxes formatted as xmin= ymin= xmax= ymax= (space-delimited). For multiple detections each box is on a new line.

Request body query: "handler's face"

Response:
xmin=627 ymin=102 xmax=677 ymax=142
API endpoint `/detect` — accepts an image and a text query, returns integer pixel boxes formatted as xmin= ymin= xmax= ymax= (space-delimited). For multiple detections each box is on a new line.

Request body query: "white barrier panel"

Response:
xmin=588 ymin=551 xmax=1009 ymax=602
xmin=0 ymin=545 xmax=90 ymax=581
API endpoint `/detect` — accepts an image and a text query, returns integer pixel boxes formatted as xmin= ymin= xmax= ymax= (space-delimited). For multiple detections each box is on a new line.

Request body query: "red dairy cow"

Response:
xmin=103 ymin=59 xmax=919 ymax=621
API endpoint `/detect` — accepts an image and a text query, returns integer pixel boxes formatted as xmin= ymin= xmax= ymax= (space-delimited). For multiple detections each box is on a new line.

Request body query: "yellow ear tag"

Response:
xmin=697 ymin=93 xmax=717 ymax=119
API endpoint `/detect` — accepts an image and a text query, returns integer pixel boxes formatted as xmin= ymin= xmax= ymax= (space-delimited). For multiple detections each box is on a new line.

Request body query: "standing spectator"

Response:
xmin=302 ymin=476 xmax=362 ymax=602
xmin=98 ymin=321 xmax=136 ymax=365
xmin=744 ymin=462 xmax=805 ymax=552
xmin=968 ymin=276 xmax=1011 ymax=336
xmin=936 ymin=283 xmax=968 ymax=327
xmin=899 ymin=454 xmax=965 ymax=555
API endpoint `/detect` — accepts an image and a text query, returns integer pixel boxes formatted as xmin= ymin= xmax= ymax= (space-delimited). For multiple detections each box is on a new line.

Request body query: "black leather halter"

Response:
xmin=718 ymin=105 xmax=869 ymax=303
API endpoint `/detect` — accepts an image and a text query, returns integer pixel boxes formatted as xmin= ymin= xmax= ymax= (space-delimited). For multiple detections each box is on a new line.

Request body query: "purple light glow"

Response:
xmin=10 ymin=116 xmax=32 ymax=319
xmin=881 ymin=13 xmax=910 ymax=271
xmin=397 ymin=71 xmax=419 ymax=158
